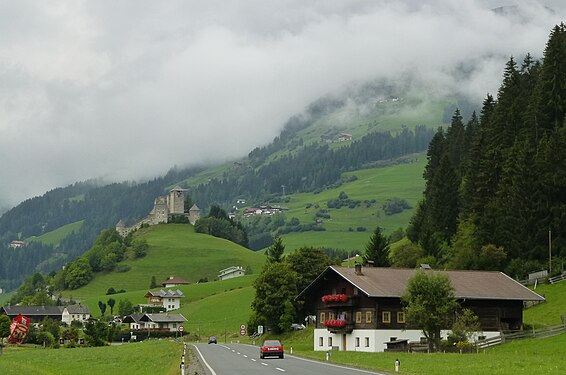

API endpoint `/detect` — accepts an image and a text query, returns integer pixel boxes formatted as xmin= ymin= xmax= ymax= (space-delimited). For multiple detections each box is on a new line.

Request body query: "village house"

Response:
xmin=296 ymin=264 xmax=545 ymax=353
xmin=143 ymin=289 xmax=184 ymax=311
xmin=0 ymin=304 xmax=91 ymax=325
xmin=218 ymin=266 xmax=246 ymax=281
xmin=161 ymin=276 xmax=192 ymax=288
xmin=123 ymin=313 xmax=187 ymax=332
xmin=9 ymin=240 xmax=26 ymax=249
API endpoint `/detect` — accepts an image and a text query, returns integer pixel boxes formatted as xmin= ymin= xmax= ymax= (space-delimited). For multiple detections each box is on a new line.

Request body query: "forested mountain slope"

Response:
xmin=407 ymin=24 xmax=566 ymax=280
xmin=0 ymin=80 xmax=459 ymax=291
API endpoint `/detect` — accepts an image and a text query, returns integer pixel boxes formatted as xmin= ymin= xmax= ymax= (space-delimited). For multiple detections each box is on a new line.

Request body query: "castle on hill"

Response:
xmin=116 ymin=186 xmax=200 ymax=236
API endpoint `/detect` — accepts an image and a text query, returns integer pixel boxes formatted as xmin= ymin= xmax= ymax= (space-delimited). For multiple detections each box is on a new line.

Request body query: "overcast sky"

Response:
xmin=0 ymin=0 xmax=564 ymax=209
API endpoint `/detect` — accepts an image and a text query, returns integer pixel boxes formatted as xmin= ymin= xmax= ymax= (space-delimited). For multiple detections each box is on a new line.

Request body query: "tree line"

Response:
xmin=407 ymin=23 xmax=566 ymax=279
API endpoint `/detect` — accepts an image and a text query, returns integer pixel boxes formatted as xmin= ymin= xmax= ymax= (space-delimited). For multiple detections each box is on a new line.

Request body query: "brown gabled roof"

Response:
xmin=161 ymin=277 xmax=191 ymax=286
xmin=298 ymin=266 xmax=545 ymax=301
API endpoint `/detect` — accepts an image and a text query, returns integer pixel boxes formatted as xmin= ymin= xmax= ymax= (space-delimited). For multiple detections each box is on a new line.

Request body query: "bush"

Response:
xmin=36 ymin=331 xmax=55 ymax=347
xmin=356 ymin=227 xmax=367 ymax=232
xmin=114 ymin=265 xmax=131 ymax=273
xmin=382 ymin=197 xmax=412 ymax=215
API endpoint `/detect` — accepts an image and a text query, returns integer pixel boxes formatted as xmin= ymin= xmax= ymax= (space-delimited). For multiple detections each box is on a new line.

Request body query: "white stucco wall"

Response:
xmin=314 ymin=328 xmax=500 ymax=352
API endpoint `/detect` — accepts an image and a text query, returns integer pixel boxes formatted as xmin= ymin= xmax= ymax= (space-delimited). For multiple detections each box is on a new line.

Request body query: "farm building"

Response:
xmin=297 ymin=264 xmax=545 ymax=352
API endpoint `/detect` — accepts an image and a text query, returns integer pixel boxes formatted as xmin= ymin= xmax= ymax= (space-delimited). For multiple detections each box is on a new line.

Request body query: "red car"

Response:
xmin=260 ymin=339 xmax=284 ymax=359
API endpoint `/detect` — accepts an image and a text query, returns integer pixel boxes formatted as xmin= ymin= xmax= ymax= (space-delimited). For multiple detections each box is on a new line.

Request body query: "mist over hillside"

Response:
xmin=0 ymin=1 xmax=564 ymax=208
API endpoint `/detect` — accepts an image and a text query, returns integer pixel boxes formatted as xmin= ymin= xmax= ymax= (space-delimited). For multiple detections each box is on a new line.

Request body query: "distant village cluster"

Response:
xmin=239 ymin=205 xmax=290 ymax=219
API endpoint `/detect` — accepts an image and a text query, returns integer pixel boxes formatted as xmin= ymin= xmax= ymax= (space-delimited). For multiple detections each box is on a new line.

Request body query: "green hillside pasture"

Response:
xmin=296 ymin=96 xmax=450 ymax=148
xmin=523 ymin=281 xmax=566 ymax=327
xmin=0 ymin=291 xmax=14 ymax=305
xmin=184 ymin=162 xmax=234 ymax=187
xmin=78 ymin=275 xmax=256 ymax=319
xmin=0 ymin=340 xmax=181 ymax=375
xmin=286 ymin=330 xmax=566 ymax=375
xmin=63 ymin=225 xmax=264 ymax=306
xmin=28 ymin=220 xmax=84 ymax=246
xmin=278 ymin=157 xmax=425 ymax=252
xmin=178 ymin=285 xmax=255 ymax=339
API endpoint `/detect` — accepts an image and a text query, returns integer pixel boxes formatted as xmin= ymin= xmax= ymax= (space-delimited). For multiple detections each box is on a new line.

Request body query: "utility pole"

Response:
xmin=548 ymin=229 xmax=552 ymax=276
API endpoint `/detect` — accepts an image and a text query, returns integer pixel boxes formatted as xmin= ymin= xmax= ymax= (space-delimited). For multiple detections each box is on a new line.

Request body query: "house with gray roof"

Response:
xmin=1 ymin=304 xmax=90 ymax=325
xmin=296 ymin=264 xmax=545 ymax=353
xmin=123 ymin=313 xmax=187 ymax=332
xmin=144 ymin=289 xmax=184 ymax=311
xmin=61 ymin=304 xmax=91 ymax=325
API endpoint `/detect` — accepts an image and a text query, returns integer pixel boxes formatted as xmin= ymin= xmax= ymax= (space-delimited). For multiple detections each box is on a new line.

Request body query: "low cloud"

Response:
xmin=0 ymin=0 xmax=564 ymax=207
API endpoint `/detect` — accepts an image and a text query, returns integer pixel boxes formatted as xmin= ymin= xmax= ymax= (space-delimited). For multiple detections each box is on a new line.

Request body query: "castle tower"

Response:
xmin=168 ymin=186 xmax=186 ymax=215
xmin=188 ymin=204 xmax=200 ymax=225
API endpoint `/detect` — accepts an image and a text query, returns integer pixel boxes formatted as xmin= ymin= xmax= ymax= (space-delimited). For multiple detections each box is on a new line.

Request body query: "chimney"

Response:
xmin=354 ymin=262 xmax=363 ymax=276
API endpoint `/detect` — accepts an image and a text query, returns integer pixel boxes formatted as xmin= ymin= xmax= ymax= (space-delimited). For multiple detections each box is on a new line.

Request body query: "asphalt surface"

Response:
xmin=192 ymin=342 xmax=388 ymax=375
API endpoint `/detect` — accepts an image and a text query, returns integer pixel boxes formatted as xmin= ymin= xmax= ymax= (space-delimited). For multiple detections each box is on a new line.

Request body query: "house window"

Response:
xmin=328 ymin=337 xmax=333 ymax=346
xmin=329 ymin=312 xmax=335 ymax=320
xmin=382 ymin=311 xmax=391 ymax=323
xmin=319 ymin=337 xmax=324 ymax=347
xmin=355 ymin=312 xmax=362 ymax=323
xmin=365 ymin=337 xmax=370 ymax=347
xmin=353 ymin=287 xmax=358 ymax=295
xmin=320 ymin=312 xmax=325 ymax=323
xmin=397 ymin=311 xmax=406 ymax=323
xmin=355 ymin=337 xmax=360 ymax=347
xmin=173 ymin=323 xmax=177 ymax=328
xmin=365 ymin=311 xmax=372 ymax=323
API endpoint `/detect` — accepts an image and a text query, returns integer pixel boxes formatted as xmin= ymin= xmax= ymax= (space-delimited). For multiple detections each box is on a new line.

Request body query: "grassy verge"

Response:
xmin=0 ymin=340 xmax=182 ymax=375
xmin=270 ymin=326 xmax=566 ymax=375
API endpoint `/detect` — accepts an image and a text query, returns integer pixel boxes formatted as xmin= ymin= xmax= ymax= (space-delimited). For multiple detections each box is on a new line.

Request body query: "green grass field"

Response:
xmin=0 ymin=340 xmax=181 ymax=375
xmin=271 ymin=156 xmax=426 ymax=252
xmin=523 ymin=281 xmax=566 ymax=327
xmin=62 ymin=224 xmax=265 ymax=320
xmin=28 ymin=220 xmax=84 ymax=246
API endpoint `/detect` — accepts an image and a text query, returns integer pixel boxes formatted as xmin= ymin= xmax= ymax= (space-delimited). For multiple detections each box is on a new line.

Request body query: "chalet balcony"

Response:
xmin=321 ymin=294 xmax=359 ymax=308
xmin=323 ymin=319 xmax=354 ymax=333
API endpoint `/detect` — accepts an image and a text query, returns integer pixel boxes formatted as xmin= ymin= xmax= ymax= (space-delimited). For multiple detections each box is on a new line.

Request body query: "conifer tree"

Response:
xmin=363 ymin=226 xmax=390 ymax=267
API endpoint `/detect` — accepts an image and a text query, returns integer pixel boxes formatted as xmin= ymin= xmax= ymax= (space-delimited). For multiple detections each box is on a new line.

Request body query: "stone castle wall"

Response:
xmin=116 ymin=186 xmax=200 ymax=236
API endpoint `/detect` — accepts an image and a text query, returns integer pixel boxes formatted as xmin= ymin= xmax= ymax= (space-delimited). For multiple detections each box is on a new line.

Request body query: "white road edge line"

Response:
xmin=192 ymin=345 xmax=218 ymax=375
xmin=261 ymin=362 xmax=268 ymax=366
xmin=276 ymin=367 xmax=286 ymax=372
xmin=231 ymin=343 xmax=386 ymax=375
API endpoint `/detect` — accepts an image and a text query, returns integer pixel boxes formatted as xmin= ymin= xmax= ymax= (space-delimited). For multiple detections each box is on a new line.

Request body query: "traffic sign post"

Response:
xmin=240 ymin=324 xmax=246 ymax=336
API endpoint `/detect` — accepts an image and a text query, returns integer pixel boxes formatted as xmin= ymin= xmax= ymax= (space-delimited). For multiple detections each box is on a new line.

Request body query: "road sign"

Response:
xmin=240 ymin=329 xmax=246 ymax=336
xmin=178 ymin=326 xmax=184 ymax=332
xmin=240 ymin=324 xmax=246 ymax=330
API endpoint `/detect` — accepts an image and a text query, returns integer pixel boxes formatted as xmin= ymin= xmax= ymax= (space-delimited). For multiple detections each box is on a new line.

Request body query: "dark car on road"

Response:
xmin=208 ymin=336 xmax=217 ymax=344
xmin=260 ymin=339 xmax=284 ymax=359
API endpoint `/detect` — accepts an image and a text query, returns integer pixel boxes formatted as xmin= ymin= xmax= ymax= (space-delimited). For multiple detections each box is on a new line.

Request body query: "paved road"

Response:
xmin=192 ymin=343 xmax=388 ymax=375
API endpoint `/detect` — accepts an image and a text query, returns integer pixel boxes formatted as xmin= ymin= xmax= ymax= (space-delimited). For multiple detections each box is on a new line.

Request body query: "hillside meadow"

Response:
xmin=28 ymin=220 xmax=84 ymax=246
xmin=61 ymin=224 xmax=265 ymax=319
xmin=273 ymin=156 xmax=426 ymax=252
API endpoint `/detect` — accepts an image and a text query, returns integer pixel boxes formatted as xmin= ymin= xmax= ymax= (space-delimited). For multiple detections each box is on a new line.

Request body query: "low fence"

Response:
xmin=549 ymin=272 xmax=566 ymax=284
xmin=476 ymin=324 xmax=566 ymax=349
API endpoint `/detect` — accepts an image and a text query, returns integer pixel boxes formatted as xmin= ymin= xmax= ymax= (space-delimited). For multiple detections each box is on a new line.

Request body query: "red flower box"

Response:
xmin=324 ymin=319 xmax=347 ymax=328
xmin=321 ymin=294 xmax=348 ymax=303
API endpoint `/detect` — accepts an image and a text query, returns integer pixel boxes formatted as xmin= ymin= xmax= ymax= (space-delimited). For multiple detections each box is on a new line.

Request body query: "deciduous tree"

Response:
xmin=401 ymin=270 xmax=458 ymax=352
